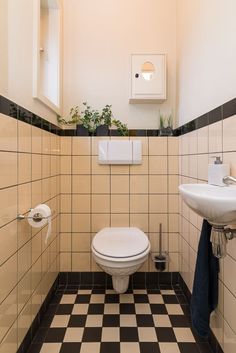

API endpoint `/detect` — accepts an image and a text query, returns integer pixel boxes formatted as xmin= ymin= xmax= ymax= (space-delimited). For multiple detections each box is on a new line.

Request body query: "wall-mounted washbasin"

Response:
xmin=179 ymin=183 xmax=236 ymax=226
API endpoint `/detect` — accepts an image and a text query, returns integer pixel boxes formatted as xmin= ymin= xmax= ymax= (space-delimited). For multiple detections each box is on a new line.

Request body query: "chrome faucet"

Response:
xmin=223 ymin=175 xmax=236 ymax=185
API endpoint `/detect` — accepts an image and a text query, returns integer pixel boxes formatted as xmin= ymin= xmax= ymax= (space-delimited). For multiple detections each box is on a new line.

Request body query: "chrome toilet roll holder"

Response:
xmin=17 ymin=209 xmax=54 ymax=222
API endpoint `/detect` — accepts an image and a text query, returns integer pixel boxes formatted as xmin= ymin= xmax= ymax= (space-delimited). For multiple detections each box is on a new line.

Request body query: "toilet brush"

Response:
xmin=154 ymin=223 xmax=166 ymax=271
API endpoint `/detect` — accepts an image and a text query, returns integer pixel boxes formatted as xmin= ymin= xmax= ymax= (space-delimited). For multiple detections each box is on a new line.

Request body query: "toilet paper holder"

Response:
xmin=17 ymin=209 xmax=55 ymax=221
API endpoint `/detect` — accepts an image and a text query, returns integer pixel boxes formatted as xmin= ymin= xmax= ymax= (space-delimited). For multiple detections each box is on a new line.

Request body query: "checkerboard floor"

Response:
xmin=27 ymin=286 xmax=213 ymax=353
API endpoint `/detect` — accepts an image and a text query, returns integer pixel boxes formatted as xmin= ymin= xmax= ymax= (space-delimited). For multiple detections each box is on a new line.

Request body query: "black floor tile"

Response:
xmin=44 ymin=328 xmax=66 ymax=342
xmin=162 ymin=295 xmax=179 ymax=304
xmin=120 ymin=303 xmax=136 ymax=314
xmin=178 ymin=342 xmax=200 ymax=353
xmin=105 ymin=294 xmax=120 ymax=303
xmin=60 ymin=342 xmax=81 ymax=353
xmin=44 ymin=304 xmax=58 ymax=316
xmin=136 ymin=314 xmax=154 ymax=327
xmin=100 ymin=342 xmax=120 ymax=353
xmin=150 ymin=304 xmax=168 ymax=314
xmin=87 ymin=304 xmax=104 ymax=314
xmin=75 ymin=294 xmax=91 ymax=303
xmin=68 ymin=315 xmax=87 ymax=327
xmin=82 ymin=327 xmax=102 ymax=342
xmin=169 ymin=315 xmax=191 ymax=327
xmin=181 ymin=304 xmax=191 ymax=316
xmin=139 ymin=342 xmax=160 ymax=353
xmin=155 ymin=327 xmax=176 ymax=342
xmin=56 ymin=304 xmax=74 ymax=315
xmin=134 ymin=294 xmax=149 ymax=303
xmin=103 ymin=314 xmax=120 ymax=327
xmin=120 ymin=327 xmax=139 ymax=341
xmin=92 ymin=288 xmax=106 ymax=294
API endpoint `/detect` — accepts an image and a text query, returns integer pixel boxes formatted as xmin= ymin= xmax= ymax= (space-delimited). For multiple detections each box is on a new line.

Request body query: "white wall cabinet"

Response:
xmin=130 ymin=54 xmax=166 ymax=103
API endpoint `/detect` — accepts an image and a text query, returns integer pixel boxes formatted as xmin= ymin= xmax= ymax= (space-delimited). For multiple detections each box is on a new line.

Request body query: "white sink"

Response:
xmin=179 ymin=184 xmax=236 ymax=226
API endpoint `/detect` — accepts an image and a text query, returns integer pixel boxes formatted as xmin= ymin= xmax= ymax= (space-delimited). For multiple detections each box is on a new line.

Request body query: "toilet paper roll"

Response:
xmin=28 ymin=204 xmax=52 ymax=244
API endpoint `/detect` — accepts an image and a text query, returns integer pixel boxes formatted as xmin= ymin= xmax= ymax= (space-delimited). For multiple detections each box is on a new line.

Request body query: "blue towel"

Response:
xmin=190 ymin=219 xmax=219 ymax=338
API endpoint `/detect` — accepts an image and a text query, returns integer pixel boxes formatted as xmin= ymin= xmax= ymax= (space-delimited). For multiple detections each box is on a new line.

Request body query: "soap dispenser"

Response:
xmin=208 ymin=156 xmax=230 ymax=186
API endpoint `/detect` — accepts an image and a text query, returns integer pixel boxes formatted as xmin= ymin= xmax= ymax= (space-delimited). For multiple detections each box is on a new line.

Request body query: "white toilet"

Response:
xmin=91 ymin=227 xmax=150 ymax=293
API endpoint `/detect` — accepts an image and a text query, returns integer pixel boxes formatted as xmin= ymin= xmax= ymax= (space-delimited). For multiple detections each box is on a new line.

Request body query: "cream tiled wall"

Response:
xmin=0 ymin=114 xmax=60 ymax=353
xmin=179 ymin=115 xmax=236 ymax=353
xmin=60 ymin=136 xmax=179 ymax=274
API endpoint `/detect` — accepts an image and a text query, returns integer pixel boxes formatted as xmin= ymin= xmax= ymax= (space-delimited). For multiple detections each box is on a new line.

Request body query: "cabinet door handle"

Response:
xmin=135 ymin=73 xmax=139 ymax=78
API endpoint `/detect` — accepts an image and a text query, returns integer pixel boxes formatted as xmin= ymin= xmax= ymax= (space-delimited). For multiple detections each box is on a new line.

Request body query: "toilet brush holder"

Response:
xmin=152 ymin=223 xmax=168 ymax=272
xmin=152 ymin=252 xmax=169 ymax=272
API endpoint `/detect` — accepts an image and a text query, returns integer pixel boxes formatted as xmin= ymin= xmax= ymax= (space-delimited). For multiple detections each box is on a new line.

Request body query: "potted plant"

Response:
xmin=159 ymin=113 xmax=173 ymax=136
xmin=58 ymin=102 xmax=129 ymax=136
xmin=57 ymin=106 xmax=80 ymax=129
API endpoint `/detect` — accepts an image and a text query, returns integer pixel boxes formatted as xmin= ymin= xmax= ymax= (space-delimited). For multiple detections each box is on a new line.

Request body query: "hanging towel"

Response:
xmin=191 ymin=219 xmax=219 ymax=338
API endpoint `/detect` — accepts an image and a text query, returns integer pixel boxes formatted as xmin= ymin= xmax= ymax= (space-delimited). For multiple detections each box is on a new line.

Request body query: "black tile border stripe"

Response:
xmin=1 ymin=95 xmax=236 ymax=137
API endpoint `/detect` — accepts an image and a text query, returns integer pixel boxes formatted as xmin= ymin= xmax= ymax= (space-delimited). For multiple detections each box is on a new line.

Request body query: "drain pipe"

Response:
xmin=210 ymin=226 xmax=236 ymax=258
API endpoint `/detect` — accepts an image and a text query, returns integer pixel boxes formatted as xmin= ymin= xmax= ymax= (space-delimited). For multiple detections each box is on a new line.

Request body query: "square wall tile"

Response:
xmin=72 ymin=194 xmax=91 ymax=213
xmin=168 ymin=137 xmax=179 ymax=155
xmin=60 ymin=137 xmax=71 ymax=155
xmin=197 ymin=126 xmax=208 ymax=154
xmin=92 ymin=195 xmax=110 ymax=213
xmin=73 ymin=175 xmax=91 ymax=194
xmin=72 ymin=233 xmax=91 ymax=252
xmin=72 ymin=253 xmax=91 ymax=271
xmin=92 ymin=156 xmax=110 ymax=174
xmin=223 ymin=115 xmax=236 ymax=152
xmin=209 ymin=120 xmax=223 ymax=153
xmin=0 ymin=152 xmax=17 ymax=188
xmin=149 ymin=195 xmax=167 ymax=213
xmin=18 ymin=153 xmax=31 ymax=183
xmin=18 ymin=120 xmax=31 ymax=153
xmin=130 ymin=156 xmax=148 ymax=175
xmin=92 ymin=214 xmax=110 ymax=232
xmin=111 ymin=195 xmax=130 ymax=213
xmin=130 ymin=195 xmax=148 ymax=213
xmin=0 ymin=113 xmax=17 ymax=151
xmin=72 ymin=137 xmax=91 ymax=155
xmin=168 ymin=156 xmax=179 ymax=174
xmin=0 ymin=187 xmax=17 ymax=228
xmin=149 ymin=175 xmax=167 ymax=194
xmin=130 ymin=175 xmax=148 ymax=194
xmin=60 ymin=156 xmax=72 ymax=174
xmin=130 ymin=214 xmax=148 ymax=232
xmin=92 ymin=175 xmax=110 ymax=194
xmin=149 ymin=137 xmax=167 ymax=155
xmin=149 ymin=156 xmax=167 ymax=174
xmin=72 ymin=214 xmax=91 ymax=232
xmin=72 ymin=156 xmax=91 ymax=174
xmin=111 ymin=214 xmax=129 ymax=227
xmin=111 ymin=175 xmax=129 ymax=194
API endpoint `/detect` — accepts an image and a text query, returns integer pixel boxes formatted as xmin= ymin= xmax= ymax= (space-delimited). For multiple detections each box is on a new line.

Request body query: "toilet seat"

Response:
xmin=92 ymin=227 xmax=149 ymax=258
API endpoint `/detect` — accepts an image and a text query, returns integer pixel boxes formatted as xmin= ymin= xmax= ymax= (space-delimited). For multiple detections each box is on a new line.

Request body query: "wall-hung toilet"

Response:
xmin=92 ymin=227 xmax=150 ymax=293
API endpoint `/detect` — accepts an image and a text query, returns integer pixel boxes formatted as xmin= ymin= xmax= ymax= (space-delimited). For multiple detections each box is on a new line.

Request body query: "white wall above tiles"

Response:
xmin=62 ymin=0 xmax=177 ymax=129
xmin=176 ymin=0 xmax=236 ymax=125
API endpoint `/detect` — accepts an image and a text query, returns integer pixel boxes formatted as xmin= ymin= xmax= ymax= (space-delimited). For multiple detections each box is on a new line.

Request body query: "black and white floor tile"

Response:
xmin=27 ymin=287 xmax=213 ymax=353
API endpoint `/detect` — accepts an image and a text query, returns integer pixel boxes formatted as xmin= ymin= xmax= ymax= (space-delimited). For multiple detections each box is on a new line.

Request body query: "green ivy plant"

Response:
xmin=57 ymin=106 xmax=80 ymax=125
xmin=57 ymin=102 xmax=129 ymax=136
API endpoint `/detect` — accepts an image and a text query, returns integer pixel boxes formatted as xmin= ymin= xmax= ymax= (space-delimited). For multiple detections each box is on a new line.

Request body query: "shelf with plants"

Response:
xmin=57 ymin=103 xmax=128 ymax=136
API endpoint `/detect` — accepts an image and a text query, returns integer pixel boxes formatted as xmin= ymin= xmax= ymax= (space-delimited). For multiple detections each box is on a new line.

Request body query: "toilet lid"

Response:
xmin=92 ymin=227 xmax=149 ymax=258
